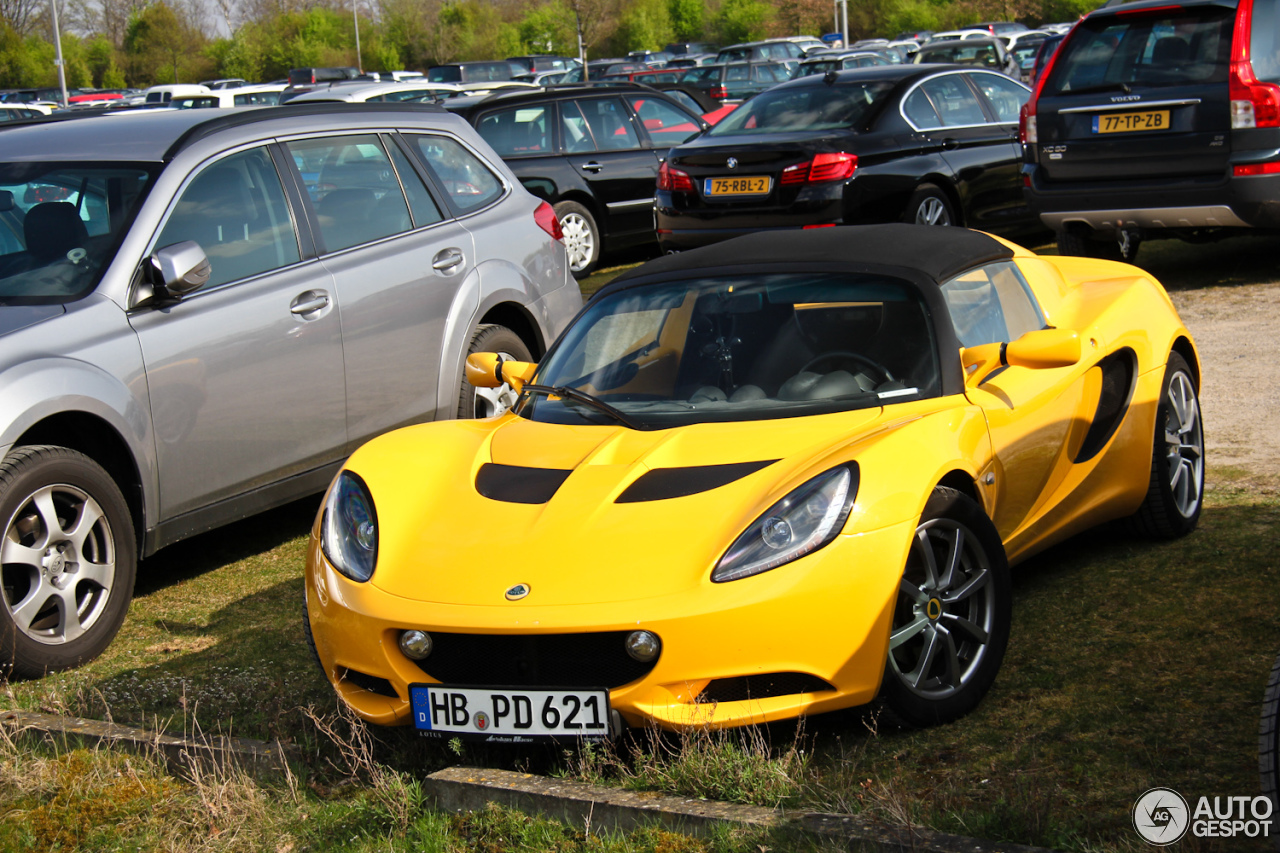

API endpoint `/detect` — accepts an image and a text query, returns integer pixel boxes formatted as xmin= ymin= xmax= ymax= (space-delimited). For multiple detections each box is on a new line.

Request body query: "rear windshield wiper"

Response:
xmin=522 ymin=384 xmax=645 ymax=430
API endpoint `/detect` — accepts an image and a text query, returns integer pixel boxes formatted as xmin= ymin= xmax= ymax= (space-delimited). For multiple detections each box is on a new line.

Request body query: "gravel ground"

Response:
xmin=1103 ymin=233 xmax=1280 ymax=493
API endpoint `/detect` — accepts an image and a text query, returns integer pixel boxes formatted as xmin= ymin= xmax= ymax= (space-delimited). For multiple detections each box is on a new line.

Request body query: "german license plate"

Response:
xmin=1092 ymin=110 xmax=1170 ymax=133
xmin=704 ymin=175 xmax=771 ymax=196
xmin=409 ymin=684 xmax=610 ymax=741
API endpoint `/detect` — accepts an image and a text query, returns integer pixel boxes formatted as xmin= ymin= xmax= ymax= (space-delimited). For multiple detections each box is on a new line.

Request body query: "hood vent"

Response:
xmin=616 ymin=460 xmax=777 ymax=503
xmin=475 ymin=463 xmax=572 ymax=504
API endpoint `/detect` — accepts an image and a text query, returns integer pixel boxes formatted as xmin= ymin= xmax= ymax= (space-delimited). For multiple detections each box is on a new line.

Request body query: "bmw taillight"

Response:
xmin=1231 ymin=0 xmax=1280 ymax=128
xmin=533 ymin=201 xmax=563 ymax=241
xmin=781 ymin=152 xmax=857 ymax=185
xmin=657 ymin=161 xmax=695 ymax=192
xmin=709 ymin=84 xmax=728 ymax=100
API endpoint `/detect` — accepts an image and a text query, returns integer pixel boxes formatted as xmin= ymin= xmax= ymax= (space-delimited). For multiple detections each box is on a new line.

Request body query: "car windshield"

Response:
xmin=0 ymin=162 xmax=155 ymax=304
xmin=916 ymin=42 xmax=1001 ymax=67
xmin=523 ymin=272 xmax=940 ymax=430
xmin=1043 ymin=7 xmax=1233 ymax=93
xmin=708 ymin=81 xmax=893 ymax=134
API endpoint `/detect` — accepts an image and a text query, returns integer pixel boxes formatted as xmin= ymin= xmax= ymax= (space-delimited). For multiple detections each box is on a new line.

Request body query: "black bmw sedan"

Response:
xmin=655 ymin=64 xmax=1042 ymax=252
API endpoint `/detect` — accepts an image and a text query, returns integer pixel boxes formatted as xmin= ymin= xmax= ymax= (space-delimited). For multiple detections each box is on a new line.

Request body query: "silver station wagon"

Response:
xmin=0 ymin=104 xmax=581 ymax=677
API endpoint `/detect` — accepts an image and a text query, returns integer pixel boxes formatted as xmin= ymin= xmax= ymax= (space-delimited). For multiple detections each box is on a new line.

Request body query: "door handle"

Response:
xmin=432 ymin=248 xmax=465 ymax=272
xmin=579 ymin=161 xmax=604 ymax=173
xmin=290 ymin=291 xmax=330 ymax=315
xmin=942 ymin=138 xmax=959 ymax=150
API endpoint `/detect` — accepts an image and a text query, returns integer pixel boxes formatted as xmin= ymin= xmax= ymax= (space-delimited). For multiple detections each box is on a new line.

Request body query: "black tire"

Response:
xmin=554 ymin=200 xmax=601 ymax=278
xmin=903 ymin=184 xmax=957 ymax=227
xmin=1128 ymin=352 xmax=1203 ymax=539
xmin=1260 ymin=650 xmax=1280 ymax=843
xmin=879 ymin=486 xmax=1011 ymax=728
xmin=302 ymin=585 xmax=324 ymax=676
xmin=456 ymin=324 xmax=534 ymax=419
xmin=0 ymin=445 xmax=136 ymax=678
xmin=1056 ymin=227 xmax=1139 ymax=262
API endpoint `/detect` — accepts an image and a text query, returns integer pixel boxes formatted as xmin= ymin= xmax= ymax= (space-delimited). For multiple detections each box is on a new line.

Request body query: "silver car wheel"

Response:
xmin=915 ymin=197 xmax=951 ymax=226
xmin=888 ymin=517 xmax=996 ymax=700
xmin=1164 ymin=370 xmax=1204 ymax=518
xmin=560 ymin=211 xmax=596 ymax=272
xmin=2 ymin=482 xmax=116 ymax=645
xmin=472 ymin=350 xmax=521 ymax=418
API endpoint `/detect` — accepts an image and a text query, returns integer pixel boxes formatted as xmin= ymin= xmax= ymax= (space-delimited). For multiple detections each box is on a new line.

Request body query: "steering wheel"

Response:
xmin=799 ymin=351 xmax=895 ymax=385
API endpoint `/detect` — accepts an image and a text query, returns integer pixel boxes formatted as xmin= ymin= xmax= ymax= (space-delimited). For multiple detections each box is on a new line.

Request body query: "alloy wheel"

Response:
xmin=2 ymin=483 xmax=116 ymax=645
xmin=914 ymin=198 xmax=952 ymax=226
xmin=560 ymin=212 xmax=596 ymax=272
xmin=1164 ymin=371 xmax=1204 ymax=518
xmin=888 ymin=517 xmax=996 ymax=700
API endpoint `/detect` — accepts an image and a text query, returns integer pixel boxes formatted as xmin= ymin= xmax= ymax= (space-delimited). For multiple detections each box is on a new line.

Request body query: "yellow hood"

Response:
xmin=351 ymin=409 xmax=889 ymax=608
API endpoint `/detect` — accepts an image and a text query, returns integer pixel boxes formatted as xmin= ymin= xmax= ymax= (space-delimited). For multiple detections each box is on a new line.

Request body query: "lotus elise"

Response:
xmin=304 ymin=224 xmax=1202 ymax=739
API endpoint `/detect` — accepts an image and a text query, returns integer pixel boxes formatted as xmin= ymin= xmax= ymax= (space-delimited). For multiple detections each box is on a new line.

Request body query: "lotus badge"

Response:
xmin=505 ymin=583 xmax=530 ymax=601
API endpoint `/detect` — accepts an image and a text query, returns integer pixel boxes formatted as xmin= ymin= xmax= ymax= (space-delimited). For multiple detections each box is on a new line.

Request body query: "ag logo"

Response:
xmin=1133 ymin=787 xmax=1189 ymax=845
xmin=505 ymin=583 xmax=530 ymax=601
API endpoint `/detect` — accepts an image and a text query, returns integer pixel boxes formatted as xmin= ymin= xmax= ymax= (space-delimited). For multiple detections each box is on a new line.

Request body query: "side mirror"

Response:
xmin=961 ymin=328 xmax=1080 ymax=385
xmin=465 ymin=352 xmax=537 ymax=392
xmin=151 ymin=241 xmax=212 ymax=296
xmin=1006 ymin=328 xmax=1081 ymax=369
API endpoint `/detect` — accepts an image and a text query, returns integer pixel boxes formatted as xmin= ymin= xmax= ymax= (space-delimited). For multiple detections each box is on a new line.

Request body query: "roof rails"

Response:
xmin=164 ymin=101 xmax=448 ymax=159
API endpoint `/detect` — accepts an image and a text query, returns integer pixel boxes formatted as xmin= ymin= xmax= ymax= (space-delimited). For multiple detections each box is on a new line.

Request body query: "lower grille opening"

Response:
xmin=413 ymin=631 xmax=658 ymax=689
xmin=339 ymin=668 xmax=399 ymax=698
xmin=696 ymin=672 xmax=835 ymax=704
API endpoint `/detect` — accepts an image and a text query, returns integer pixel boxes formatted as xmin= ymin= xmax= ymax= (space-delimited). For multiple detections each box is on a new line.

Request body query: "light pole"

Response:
xmin=841 ymin=0 xmax=849 ymax=49
xmin=50 ymin=0 xmax=68 ymax=107
xmin=353 ymin=1 xmax=363 ymax=73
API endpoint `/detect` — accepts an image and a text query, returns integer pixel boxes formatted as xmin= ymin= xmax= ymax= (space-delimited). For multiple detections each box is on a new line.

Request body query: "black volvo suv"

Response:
xmin=1021 ymin=0 xmax=1280 ymax=261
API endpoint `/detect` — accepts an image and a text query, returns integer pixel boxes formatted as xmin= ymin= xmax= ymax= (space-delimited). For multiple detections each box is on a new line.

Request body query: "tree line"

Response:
xmin=0 ymin=0 xmax=1098 ymax=91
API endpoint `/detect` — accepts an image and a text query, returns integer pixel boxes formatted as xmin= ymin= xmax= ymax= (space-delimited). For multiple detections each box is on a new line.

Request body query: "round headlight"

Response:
xmin=399 ymin=630 xmax=433 ymax=660
xmin=320 ymin=471 xmax=378 ymax=582
xmin=625 ymin=630 xmax=661 ymax=662
xmin=761 ymin=516 xmax=793 ymax=549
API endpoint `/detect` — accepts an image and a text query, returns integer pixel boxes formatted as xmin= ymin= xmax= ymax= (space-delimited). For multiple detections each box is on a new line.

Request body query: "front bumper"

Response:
xmin=305 ymin=518 xmax=913 ymax=731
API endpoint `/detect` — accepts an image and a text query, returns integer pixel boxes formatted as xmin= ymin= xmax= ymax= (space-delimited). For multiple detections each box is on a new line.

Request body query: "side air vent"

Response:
xmin=475 ymin=463 xmax=572 ymax=504
xmin=696 ymin=672 xmax=835 ymax=704
xmin=1074 ymin=348 xmax=1137 ymax=464
xmin=616 ymin=460 xmax=778 ymax=503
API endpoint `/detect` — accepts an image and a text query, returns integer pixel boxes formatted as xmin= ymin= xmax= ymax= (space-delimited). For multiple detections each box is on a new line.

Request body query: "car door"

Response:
xmin=966 ymin=70 xmax=1036 ymax=231
xmin=944 ymin=262 xmax=1107 ymax=543
xmin=559 ymin=96 xmax=662 ymax=239
xmin=282 ymin=130 xmax=478 ymax=445
xmin=282 ymin=131 xmax=475 ymax=446
xmin=902 ymin=72 xmax=1023 ymax=232
xmin=129 ymin=143 xmax=347 ymax=519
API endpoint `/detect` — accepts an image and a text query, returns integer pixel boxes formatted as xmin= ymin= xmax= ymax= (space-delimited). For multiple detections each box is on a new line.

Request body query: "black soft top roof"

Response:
xmin=607 ymin=224 xmax=1014 ymax=292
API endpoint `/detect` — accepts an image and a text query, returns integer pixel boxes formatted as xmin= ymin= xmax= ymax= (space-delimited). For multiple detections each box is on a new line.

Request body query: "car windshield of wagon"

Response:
xmin=0 ymin=162 xmax=155 ymax=304
xmin=708 ymin=81 xmax=893 ymax=134
xmin=1043 ymin=7 xmax=1233 ymax=94
xmin=522 ymin=272 xmax=941 ymax=429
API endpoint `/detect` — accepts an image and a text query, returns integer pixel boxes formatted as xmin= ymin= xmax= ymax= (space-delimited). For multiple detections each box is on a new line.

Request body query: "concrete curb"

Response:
xmin=423 ymin=766 xmax=1059 ymax=853
xmin=1 ymin=710 xmax=1057 ymax=852
xmin=0 ymin=709 xmax=296 ymax=779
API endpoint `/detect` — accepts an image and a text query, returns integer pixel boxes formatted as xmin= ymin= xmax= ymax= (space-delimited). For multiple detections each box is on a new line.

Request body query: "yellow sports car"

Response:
xmin=304 ymin=224 xmax=1202 ymax=740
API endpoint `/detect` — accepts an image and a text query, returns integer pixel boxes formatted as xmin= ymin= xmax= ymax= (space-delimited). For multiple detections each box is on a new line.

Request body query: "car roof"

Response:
xmin=0 ymin=102 xmax=452 ymax=162
xmin=1088 ymin=0 xmax=1235 ymax=16
xmin=604 ymin=224 xmax=1015 ymax=291
xmin=772 ymin=63 xmax=955 ymax=88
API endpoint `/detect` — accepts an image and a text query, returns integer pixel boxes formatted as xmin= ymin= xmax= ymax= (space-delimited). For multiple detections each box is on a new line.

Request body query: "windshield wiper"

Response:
xmin=522 ymin=384 xmax=645 ymax=430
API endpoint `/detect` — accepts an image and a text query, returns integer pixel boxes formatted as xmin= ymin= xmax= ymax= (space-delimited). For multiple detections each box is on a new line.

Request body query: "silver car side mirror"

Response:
xmin=151 ymin=241 xmax=212 ymax=296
